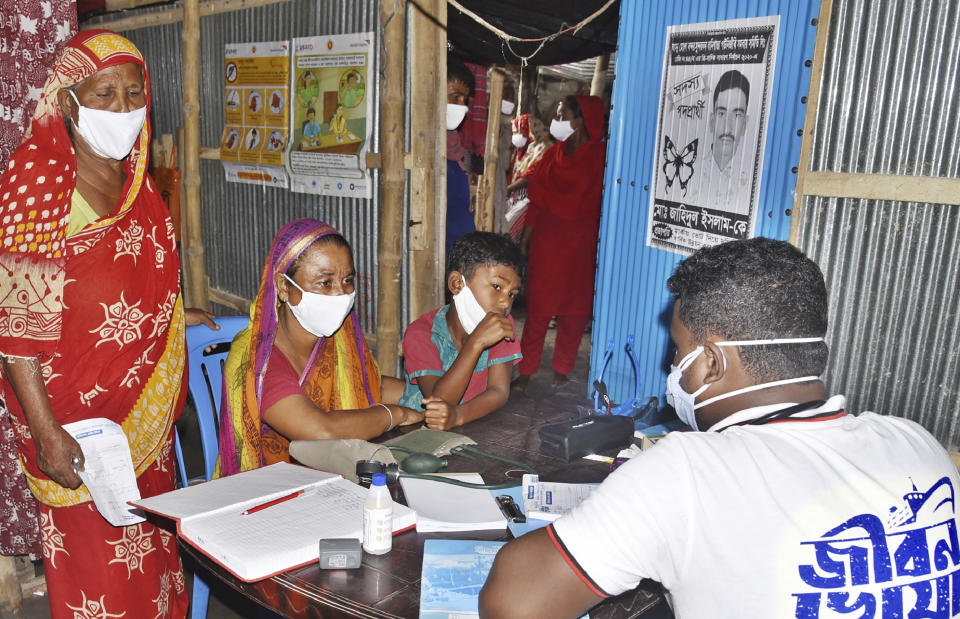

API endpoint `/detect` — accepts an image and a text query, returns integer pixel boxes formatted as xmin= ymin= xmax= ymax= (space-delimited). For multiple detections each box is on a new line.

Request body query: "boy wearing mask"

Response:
xmin=399 ymin=232 xmax=524 ymax=430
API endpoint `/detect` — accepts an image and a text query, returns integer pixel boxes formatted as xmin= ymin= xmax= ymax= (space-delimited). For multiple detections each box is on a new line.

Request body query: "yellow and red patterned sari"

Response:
xmin=218 ymin=219 xmax=382 ymax=476
xmin=0 ymin=30 xmax=187 ymax=618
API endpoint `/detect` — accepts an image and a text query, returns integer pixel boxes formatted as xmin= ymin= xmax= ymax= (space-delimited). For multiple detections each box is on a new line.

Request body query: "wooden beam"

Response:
xmin=375 ymin=0 xmax=407 ymax=376
xmin=801 ymin=171 xmax=960 ymax=206
xmin=408 ymin=0 xmax=447 ymax=321
xmin=104 ymin=0 xmax=160 ymax=10
xmin=590 ymin=54 xmax=610 ymax=97
xmin=0 ymin=557 xmax=20 ymax=614
xmin=790 ymin=0 xmax=834 ymax=243
xmin=81 ymin=0 xmax=291 ymax=33
xmin=208 ymin=287 xmax=251 ymax=314
xmin=181 ymin=0 xmax=210 ymax=310
xmin=476 ymin=68 xmax=504 ymax=232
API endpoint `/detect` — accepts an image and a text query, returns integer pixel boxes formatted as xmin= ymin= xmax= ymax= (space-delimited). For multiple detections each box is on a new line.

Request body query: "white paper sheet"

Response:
xmin=64 ymin=418 xmax=145 ymax=527
xmin=521 ymin=474 xmax=595 ymax=522
xmin=399 ymin=473 xmax=507 ymax=532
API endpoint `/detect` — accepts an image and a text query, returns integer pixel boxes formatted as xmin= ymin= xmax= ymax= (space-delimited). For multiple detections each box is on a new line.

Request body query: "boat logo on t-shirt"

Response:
xmin=794 ymin=477 xmax=960 ymax=617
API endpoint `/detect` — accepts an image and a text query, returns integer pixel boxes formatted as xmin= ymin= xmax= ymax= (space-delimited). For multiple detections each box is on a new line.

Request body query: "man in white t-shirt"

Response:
xmin=479 ymin=237 xmax=960 ymax=618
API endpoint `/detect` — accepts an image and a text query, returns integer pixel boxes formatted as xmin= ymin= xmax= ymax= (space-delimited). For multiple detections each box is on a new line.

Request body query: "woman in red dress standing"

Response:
xmin=514 ymin=94 xmax=605 ymax=389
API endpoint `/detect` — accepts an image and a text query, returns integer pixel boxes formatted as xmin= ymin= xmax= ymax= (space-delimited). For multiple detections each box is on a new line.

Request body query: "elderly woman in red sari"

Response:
xmin=218 ymin=219 xmax=424 ymax=475
xmin=513 ymin=95 xmax=606 ymax=390
xmin=0 ymin=30 xmax=215 ymax=618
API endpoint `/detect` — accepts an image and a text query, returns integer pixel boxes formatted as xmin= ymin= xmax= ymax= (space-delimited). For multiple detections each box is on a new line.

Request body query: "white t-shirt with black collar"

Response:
xmin=549 ymin=396 xmax=960 ymax=618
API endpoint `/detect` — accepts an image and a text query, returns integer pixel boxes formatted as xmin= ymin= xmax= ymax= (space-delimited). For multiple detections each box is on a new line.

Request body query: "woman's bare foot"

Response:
xmin=552 ymin=372 xmax=569 ymax=386
xmin=511 ymin=375 xmax=531 ymax=392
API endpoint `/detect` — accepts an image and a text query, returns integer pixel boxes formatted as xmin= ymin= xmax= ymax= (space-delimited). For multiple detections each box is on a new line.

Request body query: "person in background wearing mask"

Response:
xmin=504 ymin=114 xmax=548 ymax=242
xmin=481 ymin=237 xmax=960 ymax=618
xmin=398 ymin=232 xmax=524 ymax=430
xmin=445 ymin=54 xmax=476 ymax=253
xmin=0 ymin=30 xmax=217 ymax=617
xmin=217 ymin=219 xmax=423 ymax=476
xmin=513 ymin=95 xmax=606 ymax=390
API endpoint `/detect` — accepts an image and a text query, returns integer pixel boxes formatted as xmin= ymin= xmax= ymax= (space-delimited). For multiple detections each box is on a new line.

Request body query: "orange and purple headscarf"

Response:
xmin=218 ymin=219 xmax=381 ymax=476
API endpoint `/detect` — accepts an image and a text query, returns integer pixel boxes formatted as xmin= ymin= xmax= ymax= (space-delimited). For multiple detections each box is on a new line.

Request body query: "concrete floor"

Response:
xmin=9 ymin=315 xmax=672 ymax=618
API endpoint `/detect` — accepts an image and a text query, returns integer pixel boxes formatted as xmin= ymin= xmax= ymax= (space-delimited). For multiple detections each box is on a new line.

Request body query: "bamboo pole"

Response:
xmin=790 ymin=0 xmax=834 ymax=244
xmin=476 ymin=68 xmax=504 ymax=232
xmin=181 ymin=0 xmax=209 ymax=310
xmin=590 ymin=54 xmax=610 ymax=97
xmin=375 ymin=0 xmax=407 ymax=374
xmin=81 ymin=0 xmax=292 ymax=33
xmin=0 ymin=557 xmax=20 ymax=614
xmin=408 ymin=0 xmax=447 ymax=320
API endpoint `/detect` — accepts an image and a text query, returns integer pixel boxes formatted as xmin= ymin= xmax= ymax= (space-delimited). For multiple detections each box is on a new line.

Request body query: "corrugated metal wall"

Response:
xmin=593 ymin=1 xmax=821 ymax=408
xmin=793 ymin=0 xmax=960 ymax=446
xmin=85 ymin=0 xmax=387 ymax=333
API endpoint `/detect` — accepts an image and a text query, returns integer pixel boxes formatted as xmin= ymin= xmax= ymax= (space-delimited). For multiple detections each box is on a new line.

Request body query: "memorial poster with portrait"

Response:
xmin=287 ymin=33 xmax=373 ymax=199
xmin=646 ymin=16 xmax=779 ymax=255
xmin=220 ymin=41 xmax=290 ymax=188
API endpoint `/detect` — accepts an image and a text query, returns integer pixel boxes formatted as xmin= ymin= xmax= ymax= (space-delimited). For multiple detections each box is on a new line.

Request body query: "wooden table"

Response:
xmin=179 ymin=402 xmax=667 ymax=618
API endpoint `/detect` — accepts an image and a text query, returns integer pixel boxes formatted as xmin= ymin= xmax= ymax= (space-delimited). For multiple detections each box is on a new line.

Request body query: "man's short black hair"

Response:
xmin=447 ymin=232 xmax=526 ymax=282
xmin=447 ymin=54 xmax=475 ymax=95
xmin=713 ymin=69 xmax=750 ymax=108
xmin=667 ymin=237 xmax=828 ymax=382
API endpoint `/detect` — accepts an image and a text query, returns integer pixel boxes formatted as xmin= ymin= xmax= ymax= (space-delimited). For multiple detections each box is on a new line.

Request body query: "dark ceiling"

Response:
xmin=78 ymin=0 xmax=621 ymax=67
xmin=447 ymin=0 xmax=620 ymax=66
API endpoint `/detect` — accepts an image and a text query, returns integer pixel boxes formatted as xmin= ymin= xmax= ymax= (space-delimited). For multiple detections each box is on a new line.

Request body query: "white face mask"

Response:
xmin=452 ymin=277 xmax=489 ymax=334
xmin=446 ymin=104 xmax=469 ymax=130
xmin=501 ymin=100 xmax=516 ymax=115
xmin=550 ymin=118 xmax=575 ymax=142
xmin=283 ymin=274 xmax=356 ymax=338
xmin=665 ymin=337 xmax=825 ymax=431
xmin=511 ymin=133 xmax=528 ymax=149
xmin=68 ymin=89 xmax=146 ymax=160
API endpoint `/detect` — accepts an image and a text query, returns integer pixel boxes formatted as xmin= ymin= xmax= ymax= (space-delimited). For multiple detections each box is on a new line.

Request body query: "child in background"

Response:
xmin=399 ymin=232 xmax=525 ymax=429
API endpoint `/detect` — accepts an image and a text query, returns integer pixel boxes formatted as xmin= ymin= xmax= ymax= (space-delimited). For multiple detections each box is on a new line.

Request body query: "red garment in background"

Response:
xmin=0 ymin=2 xmax=76 ymax=172
xmin=459 ymin=62 xmax=488 ymax=162
xmin=0 ymin=0 xmax=76 ymax=559
xmin=519 ymin=95 xmax=606 ymax=376
xmin=524 ymin=95 xmax=606 ymax=317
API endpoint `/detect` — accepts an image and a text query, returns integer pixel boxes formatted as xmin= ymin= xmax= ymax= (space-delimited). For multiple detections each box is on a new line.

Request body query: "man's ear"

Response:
xmin=700 ymin=341 xmax=727 ymax=385
xmin=448 ymin=270 xmax=465 ymax=295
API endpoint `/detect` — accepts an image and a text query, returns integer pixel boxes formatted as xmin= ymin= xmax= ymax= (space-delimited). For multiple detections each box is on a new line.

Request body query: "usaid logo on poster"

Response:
xmin=794 ymin=477 xmax=960 ymax=617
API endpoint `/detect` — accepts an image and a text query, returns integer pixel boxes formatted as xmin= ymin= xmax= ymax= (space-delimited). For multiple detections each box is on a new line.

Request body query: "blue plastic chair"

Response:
xmin=174 ymin=315 xmax=248 ymax=619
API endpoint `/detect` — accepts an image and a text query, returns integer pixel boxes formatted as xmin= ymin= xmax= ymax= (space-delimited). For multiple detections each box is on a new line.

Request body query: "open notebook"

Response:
xmin=132 ymin=462 xmax=416 ymax=582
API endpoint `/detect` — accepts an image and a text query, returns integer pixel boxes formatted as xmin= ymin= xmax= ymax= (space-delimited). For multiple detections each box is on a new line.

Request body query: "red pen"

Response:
xmin=241 ymin=489 xmax=306 ymax=516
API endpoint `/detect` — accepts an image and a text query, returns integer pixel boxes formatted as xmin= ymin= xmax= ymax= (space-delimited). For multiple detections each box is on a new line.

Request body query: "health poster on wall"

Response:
xmin=287 ymin=33 xmax=373 ymax=199
xmin=220 ymin=41 xmax=290 ymax=188
xmin=646 ymin=15 xmax=779 ymax=256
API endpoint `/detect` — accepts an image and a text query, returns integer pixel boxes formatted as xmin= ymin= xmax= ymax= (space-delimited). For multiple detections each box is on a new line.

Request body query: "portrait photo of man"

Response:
xmin=696 ymin=69 xmax=753 ymax=213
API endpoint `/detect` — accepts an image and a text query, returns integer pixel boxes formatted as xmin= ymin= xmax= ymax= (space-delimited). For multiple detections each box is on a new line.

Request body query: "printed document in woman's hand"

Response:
xmin=63 ymin=418 xmax=145 ymax=527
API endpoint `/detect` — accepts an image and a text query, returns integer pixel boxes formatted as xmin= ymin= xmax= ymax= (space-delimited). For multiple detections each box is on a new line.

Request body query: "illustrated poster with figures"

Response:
xmin=646 ymin=16 xmax=779 ymax=255
xmin=220 ymin=41 xmax=290 ymax=188
xmin=287 ymin=33 xmax=373 ymax=199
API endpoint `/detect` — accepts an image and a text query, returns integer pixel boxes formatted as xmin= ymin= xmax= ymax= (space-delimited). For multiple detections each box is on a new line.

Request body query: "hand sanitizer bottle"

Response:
xmin=363 ymin=473 xmax=392 ymax=555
